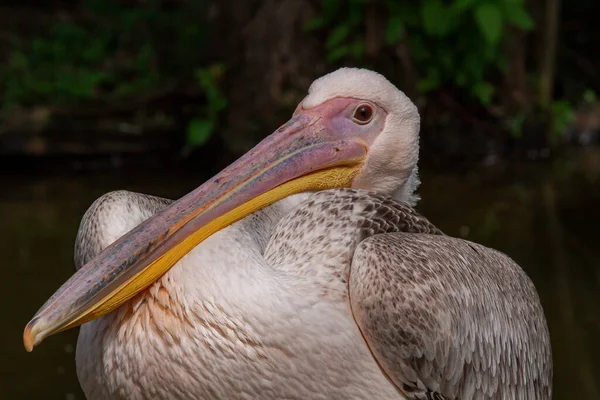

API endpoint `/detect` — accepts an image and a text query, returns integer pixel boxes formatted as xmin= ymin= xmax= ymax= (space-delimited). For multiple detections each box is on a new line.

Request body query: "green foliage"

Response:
xmin=0 ymin=0 xmax=229 ymax=149
xmin=308 ymin=0 xmax=536 ymax=108
xmin=550 ymin=100 xmax=575 ymax=140
xmin=1 ymin=0 xmax=213 ymax=112
xmin=474 ymin=3 xmax=503 ymax=45
xmin=506 ymin=113 xmax=526 ymax=138
xmin=186 ymin=64 xmax=228 ymax=148
xmin=187 ymin=118 xmax=214 ymax=148
xmin=305 ymin=0 xmax=365 ymax=62
xmin=0 ymin=0 xmax=581 ymax=150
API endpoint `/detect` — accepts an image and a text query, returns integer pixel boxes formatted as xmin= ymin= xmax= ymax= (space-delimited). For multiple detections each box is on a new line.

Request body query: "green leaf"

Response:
xmin=322 ymin=0 xmax=341 ymax=22
xmin=453 ymin=0 xmax=478 ymax=12
xmin=463 ymin=53 xmax=485 ymax=81
xmin=421 ymin=0 xmax=451 ymax=36
xmin=407 ymin=35 xmax=428 ymax=62
xmin=326 ymin=24 xmax=350 ymax=49
xmin=474 ymin=3 xmax=504 ymax=45
xmin=135 ymin=43 xmax=155 ymax=70
xmin=348 ymin=0 xmax=364 ymax=25
xmin=8 ymin=51 xmax=28 ymax=70
xmin=303 ymin=17 xmax=325 ymax=32
xmin=388 ymin=2 xmax=420 ymax=25
xmin=495 ymin=54 xmax=508 ymax=72
xmin=421 ymin=0 xmax=445 ymax=35
xmin=454 ymin=70 xmax=468 ymax=87
xmin=82 ymin=39 xmax=107 ymax=64
xmin=506 ymin=114 xmax=525 ymax=137
xmin=417 ymin=78 xmax=439 ymax=93
xmin=195 ymin=68 xmax=213 ymax=90
xmin=550 ymin=100 xmax=575 ymax=137
xmin=186 ymin=118 xmax=214 ymax=147
xmin=505 ymin=6 xmax=534 ymax=30
xmin=327 ymin=44 xmax=350 ymax=62
xmin=386 ymin=0 xmax=401 ymax=15
xmin=385 ymin=15 xmax=404 ymax=45
xmin=472 ymin=81 xmax=495 ymax=105
xmin=417 ymin=68 xmax=440 ymax=93
xmin=350 ymin=40 xmax=365 ymax=59
xmin=194 ymin=65 xmax=228 ymax=118
xmin=501 ymin=0 xmax=526 ymax=7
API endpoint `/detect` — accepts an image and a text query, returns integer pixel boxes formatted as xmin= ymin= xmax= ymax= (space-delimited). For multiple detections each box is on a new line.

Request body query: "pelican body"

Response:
xmin=24 ymin=69 xmax=552 ymax=399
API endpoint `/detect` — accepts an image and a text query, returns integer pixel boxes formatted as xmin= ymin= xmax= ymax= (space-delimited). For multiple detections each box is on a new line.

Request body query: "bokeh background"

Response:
xmin=2 ymin=0 xmax=599 ymax=399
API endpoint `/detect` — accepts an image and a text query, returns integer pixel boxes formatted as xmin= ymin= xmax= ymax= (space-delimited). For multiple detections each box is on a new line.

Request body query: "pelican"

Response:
xmin=24 ymin=68 xmax=552 ymax=399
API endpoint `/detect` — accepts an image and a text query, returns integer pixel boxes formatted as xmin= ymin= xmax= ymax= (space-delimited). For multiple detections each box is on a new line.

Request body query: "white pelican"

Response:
xmin=24 ymin=68 xmax=552 ymax=399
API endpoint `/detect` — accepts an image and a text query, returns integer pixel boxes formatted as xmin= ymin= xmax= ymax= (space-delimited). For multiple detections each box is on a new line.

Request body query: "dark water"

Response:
xmin=3 ymin=149 xmax=600 ymax=399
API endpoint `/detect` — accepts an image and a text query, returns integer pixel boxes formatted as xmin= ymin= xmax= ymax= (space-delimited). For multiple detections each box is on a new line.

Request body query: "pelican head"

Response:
xmin=301 ymin=68 xmax=420 ymax=203
xmin=23 ymin=68 xmax=421 ymax=350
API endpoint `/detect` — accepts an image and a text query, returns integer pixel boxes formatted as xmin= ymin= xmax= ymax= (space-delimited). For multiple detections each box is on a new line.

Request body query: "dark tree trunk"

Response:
xmin=213 ymin=0 xmax=324 ymax=154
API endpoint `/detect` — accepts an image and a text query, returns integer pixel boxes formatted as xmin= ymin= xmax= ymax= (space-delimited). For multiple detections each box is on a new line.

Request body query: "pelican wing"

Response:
xmin=349 ymin=232 xmax=552 ymax=399
xmin=74 ymin=190 xmax=173 ymax=269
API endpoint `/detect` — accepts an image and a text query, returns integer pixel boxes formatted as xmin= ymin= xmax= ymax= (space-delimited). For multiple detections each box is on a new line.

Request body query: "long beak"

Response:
xmin=23 ymin=112 xmax=367 ymax=351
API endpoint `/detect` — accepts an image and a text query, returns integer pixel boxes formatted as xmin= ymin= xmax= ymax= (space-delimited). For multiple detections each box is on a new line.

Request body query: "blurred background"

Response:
xmin=1 ymin=0 xmax=599 ymax=398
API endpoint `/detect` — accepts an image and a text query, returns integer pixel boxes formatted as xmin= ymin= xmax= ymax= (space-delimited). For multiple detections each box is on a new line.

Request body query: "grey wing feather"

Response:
xmin=74 ymin=190 xmax=173 ymax=269
xmin=349 ymin=233 xmax=552 ymax=400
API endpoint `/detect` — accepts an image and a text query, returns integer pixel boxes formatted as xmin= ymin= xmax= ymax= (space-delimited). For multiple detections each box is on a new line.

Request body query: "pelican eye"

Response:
xmin=353 ymin=104 xmax=373 ymax=124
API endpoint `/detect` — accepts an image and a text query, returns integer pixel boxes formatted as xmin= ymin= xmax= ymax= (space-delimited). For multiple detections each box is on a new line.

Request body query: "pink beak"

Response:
xmin=24 ymin=104 xmax=369 ymax=351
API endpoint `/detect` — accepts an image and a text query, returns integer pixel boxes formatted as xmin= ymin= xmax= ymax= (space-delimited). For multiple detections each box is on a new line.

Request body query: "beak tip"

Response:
xmin=23 ymin=317 xmax=40 ymax=352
